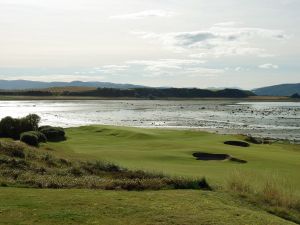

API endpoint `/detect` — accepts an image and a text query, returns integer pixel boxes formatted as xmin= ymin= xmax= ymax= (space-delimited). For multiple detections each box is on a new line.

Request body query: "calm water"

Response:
xmin=0 ymin=100 xmax=299 ymax=141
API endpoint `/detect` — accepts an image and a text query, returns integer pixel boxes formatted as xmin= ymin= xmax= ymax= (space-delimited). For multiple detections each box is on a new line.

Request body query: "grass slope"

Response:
xmin=0 ymin=187 xmax=296 ymax=225
xmin=1 ymin=126 xmax=300 ymax=225
xmin=48 ymin=126 xmax=300 ymax=189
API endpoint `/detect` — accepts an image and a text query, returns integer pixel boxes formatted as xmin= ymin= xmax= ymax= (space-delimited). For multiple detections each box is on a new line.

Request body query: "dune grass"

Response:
xmin=0 ymin=140 xmax=208 ymax=191
xmin=226 ymin=171 xmax=300 ymax=223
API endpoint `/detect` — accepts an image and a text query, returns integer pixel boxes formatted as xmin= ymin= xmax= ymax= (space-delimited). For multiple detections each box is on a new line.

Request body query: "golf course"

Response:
xmin=47 ymin=126 xmax=300 ymax=188
xmin=1 ymin=125 xmax=300 ymax=225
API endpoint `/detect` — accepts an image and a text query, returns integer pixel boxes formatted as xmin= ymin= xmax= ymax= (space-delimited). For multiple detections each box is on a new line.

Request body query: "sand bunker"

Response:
xmin=224 ymin=141 xmax=250 ymax=147
xmin=193 ymin=152 xmax=247 ymax=163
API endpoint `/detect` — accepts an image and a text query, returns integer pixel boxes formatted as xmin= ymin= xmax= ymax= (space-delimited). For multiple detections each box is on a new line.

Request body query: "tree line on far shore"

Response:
xmin=0 ymin=87 xmax=255 ymax=98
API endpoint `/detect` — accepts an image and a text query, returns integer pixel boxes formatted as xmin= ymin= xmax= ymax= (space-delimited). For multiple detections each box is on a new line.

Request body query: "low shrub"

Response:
xmin=39 ymin=126 xmax=65 ymax=141
xmin=35 ymin=132 xmax=47 ymax=143
xmin=20 ymin=131 xmax=47 ymax=147
xmin=20 ymin=132 xmax=39 ymax=146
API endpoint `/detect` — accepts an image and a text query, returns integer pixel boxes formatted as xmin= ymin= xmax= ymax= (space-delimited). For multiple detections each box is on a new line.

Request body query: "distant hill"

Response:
xmin=0 ymin=80 xmax=146 ymax=90
xmin=253 ymin=83 xmax=300 ymax=96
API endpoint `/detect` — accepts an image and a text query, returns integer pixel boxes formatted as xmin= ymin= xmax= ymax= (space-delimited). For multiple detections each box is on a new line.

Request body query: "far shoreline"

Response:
xmin=0 ymin=95 xmax=299 ymax=102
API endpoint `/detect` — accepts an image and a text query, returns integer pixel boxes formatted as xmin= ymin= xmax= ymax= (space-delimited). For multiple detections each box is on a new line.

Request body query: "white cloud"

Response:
xmin=96 ymin=65 xmax=129 ymax=73
xmin=258 ymin=64 xmax=279 ymax=69
xmin=184 ymin=67 xmax=224 ymax=77
xmin=214 ymin=21 xmax=243 ymax=27
xmin=133 ymin=24 xmax=288 ymax=57
xmin=0 ymin=75 xmax=105 ymax=82
xmin=127 ymin=59 xmax=205 ymax=72
xmin=235 ymin=67 xmax=242 ymax=72
xmin=110 ymin=10 xmax=177 ymax=20
xmin=127 ymin=58 xmax=221 ymax=77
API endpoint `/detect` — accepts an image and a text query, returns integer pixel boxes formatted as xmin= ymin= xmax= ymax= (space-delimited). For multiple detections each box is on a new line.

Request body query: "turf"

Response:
xmin=47 ymin=125 xmax=300 ymax=189
xmin=1 ymin=125 xmax=300 ymax=225
xmin=0 ymin=187 xmax=296 ymax=225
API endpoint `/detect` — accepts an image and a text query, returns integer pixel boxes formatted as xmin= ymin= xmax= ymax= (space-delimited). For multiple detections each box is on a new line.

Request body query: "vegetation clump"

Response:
xmin=0 ymin=114 xmax=65 ymax=146
xmin=0 ymin=114 xmax=40 ymax=139
xmin=20 ymin=132 xmax=39 ymax=147
xmin=20 ymin=131 xmax=46 ymax=147
xmin=39 ymin=126 xmax=65 ymax=141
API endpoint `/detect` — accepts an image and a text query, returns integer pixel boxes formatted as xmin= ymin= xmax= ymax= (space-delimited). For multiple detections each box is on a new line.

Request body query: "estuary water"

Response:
xmin=0 ymin=100 xmax=299 ymax=141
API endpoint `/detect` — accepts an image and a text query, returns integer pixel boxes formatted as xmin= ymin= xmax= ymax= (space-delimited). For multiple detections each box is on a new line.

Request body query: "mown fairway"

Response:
xmin=47 ymin=126 xmax=300 ymax=189
xmin=0 ymin=187 xmax=296 ymax=225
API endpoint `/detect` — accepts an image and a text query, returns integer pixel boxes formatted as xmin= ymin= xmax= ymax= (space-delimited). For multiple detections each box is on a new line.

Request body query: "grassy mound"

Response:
xmin=0 ymin=140 xmax=209 ymax=191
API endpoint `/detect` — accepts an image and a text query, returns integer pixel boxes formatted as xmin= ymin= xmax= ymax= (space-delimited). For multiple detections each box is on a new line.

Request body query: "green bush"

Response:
xmin=38 ymin=125 xmax=52 ymax=131
xmin=0 ymin=114 xmax=41 ymax=139
xmin=0 ymin=116 xmax=19 ymax=139
xmin=20 ymin=132 xmax=38 ymax=146
xmin=39 ymin=126 xmax=65 ymax=141
xmin=35 ymin=131 xmax=47 ymax=143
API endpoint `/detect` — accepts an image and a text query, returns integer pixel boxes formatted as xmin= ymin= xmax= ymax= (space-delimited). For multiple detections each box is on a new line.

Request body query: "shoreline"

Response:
xmin=0 ymin=95 xmax=299 ymax=102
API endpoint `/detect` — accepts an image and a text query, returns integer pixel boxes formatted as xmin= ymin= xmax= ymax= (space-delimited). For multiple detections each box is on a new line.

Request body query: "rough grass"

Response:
xmin=226 ymin=171 xmax=300 ymax=223
xmin=0 ymin=140 xmax=209 ymax=191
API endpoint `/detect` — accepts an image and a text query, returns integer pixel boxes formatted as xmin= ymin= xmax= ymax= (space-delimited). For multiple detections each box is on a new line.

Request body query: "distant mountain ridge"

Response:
xmin=0 ymin=80 xmax=146 ymax=90
xmin=253 ymin=83 xmax=300 ymax=96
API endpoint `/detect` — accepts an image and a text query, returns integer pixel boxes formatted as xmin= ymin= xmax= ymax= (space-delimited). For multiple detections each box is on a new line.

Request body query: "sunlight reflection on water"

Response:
xmin=0 ymin=100 xmax=299 ymax=141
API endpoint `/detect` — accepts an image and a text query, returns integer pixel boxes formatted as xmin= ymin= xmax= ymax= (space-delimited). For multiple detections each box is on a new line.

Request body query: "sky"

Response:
xmin=0 ymin=0 xmax=299 ymax=89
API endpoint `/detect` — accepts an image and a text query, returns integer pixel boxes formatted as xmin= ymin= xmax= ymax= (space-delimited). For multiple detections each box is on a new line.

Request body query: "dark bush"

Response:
xmin=0 ymin=116 xmax=19 ymax=139
xmin=0 ymin=114 xmax=41 ymax=139
xmin=20 ymin=132 xmax=39 ymax=147
xmin=35 ymin=132 xmax=47 ymax=143
xmin=20 ymin=131 xmax=47 ymax=146
xmin=38 ymin=125 xmax=52 ymax=131
xmin=39 ymin=126 xmax=65 ymax=141
xmin=19 ymin=114 xmax=41 ymax=132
